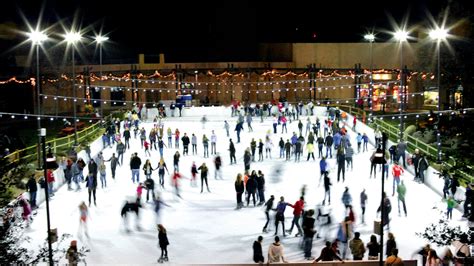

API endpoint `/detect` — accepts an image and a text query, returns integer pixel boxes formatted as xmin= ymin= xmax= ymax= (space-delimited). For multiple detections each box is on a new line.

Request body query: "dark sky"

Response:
xmin=0 ymin=0 xmax=462 ymax=63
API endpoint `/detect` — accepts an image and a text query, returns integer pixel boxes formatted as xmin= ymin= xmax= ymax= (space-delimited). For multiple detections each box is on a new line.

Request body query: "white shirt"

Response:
xmin=268 ymin=243 xmax=285 ymax=263
xmin=211 ymin=134 xmax=217 ymax=143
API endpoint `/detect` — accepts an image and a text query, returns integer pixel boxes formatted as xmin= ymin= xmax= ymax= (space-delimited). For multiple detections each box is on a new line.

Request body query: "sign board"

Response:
xmin=49 ymin=228 xmax=58 ymax=243
xmin=374 ymin=220 xmax=382 ymax=235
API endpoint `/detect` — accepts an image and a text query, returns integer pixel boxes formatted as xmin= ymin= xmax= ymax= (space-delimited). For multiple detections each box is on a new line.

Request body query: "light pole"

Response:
xmin=94 ymin=35 xmax=109 ymax=118
xmin=39 ymin=128 xmax=53 ymax=266
xmin=429 ymin=27 xmax=448 ymax=163
xmin=65 ymin=31 xmax=82 ymax=145
xmin=394 ymin=30 xmax=409 ymax=141
xmin=364 ymin=33 xmax=375 ymax=120
xmin=28 ymin=30 xmax=47 ymax=169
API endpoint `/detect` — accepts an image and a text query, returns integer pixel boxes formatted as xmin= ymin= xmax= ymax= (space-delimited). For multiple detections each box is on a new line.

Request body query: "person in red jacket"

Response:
xmin=172 ymin=170 xmax=183 ymax=198
xmin=47 ymin=169 xmax=55 ymax=197
xmin=286 ymin=196 xmax=305 ymax=236
xmin=392 ymin=161 xmax=404 ymax=196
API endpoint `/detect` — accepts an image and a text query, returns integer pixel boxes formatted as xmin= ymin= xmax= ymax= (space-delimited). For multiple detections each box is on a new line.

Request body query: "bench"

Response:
xmin=59 ymin=122 xmax=87 ymax=136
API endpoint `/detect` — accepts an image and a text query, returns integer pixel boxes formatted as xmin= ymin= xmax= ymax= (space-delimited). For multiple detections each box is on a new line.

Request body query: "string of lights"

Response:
xmin=40 ymin=91 xmax=425 ymax=106
xmin=76 ymin=80 xmax=402 ymax=93
xmin=0 ymin=107 xmax=470 ymax=123
xmin=0 ymin=70 xmax=436 ymax=86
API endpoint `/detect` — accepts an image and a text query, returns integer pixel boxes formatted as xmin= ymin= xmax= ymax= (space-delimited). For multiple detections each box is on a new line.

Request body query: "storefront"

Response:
xmin=359 ymin=73 xmax=398 ymax=111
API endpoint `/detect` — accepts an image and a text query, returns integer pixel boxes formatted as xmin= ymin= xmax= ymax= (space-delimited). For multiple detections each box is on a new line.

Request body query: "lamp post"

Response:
xmin=94 ymin=35 xmax=108 ymax=119
xmin=65 ymin=31 xmax=82 ymax=145
xmin=364 ymin=33 xmax=375 ymax=120
xmin=394 ymin=30 xmax=408 ymax=141
xmin=28 ymin=30 xmax=47 ymax=169
xmin=39 ymin=128 xmax=54 ymax=266
xmin=429 ymin=27 xmax=448 ymax=163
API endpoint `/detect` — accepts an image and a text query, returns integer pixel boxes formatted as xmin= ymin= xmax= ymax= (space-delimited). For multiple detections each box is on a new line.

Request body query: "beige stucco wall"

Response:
xmin=293 ymin=43 xmax=420 ymax=69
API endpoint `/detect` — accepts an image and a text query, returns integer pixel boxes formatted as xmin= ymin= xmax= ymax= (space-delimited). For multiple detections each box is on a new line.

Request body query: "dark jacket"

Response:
xmin=130 ymin=156 xmax=142 ymax=170
xmin=88 ymin=161 xmax=98 ymax=176
xmin=265 ymin=197 xmax=274 ymax=212
xmin=26 ymin=177 xmax=38 ymax=192
xmin=85 ymin=174 xmax=97 ymax=189
xmin=253 ymin=241 xmax=264 ymax=263
xmin=123 ymin=130 xmax=131 ymax=140
xmin=181 ymin=136 xmax=190 ymax=146
xmin=246 ymin=176 xmax=257 ymax=193
xmin=235 ymin=180 xmax=244 ymax=193
xmin=116 ymin=142 xmax=125 ymax=154
xmin=198 ymin=165 xmax=208 ymax=177
xmin=158 ymin=231 xmax=169 ymax=248
xmin=303 ymin=215 xmax=316 ymax=238
xmin=256 ymin=174 xmax=265 ymax=190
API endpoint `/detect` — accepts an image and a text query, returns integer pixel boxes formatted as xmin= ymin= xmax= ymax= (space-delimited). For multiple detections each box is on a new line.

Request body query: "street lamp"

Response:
xmin=394 ymin=30 xmax=409 ymax=141
xmin=364 ymin=33 xmax=375 ymax=120
xmin=94 ymin=35 xmax=109 ymax=118
xmin=429 ymin=27 xmax=448 ymax=163
xmin=65 ymin=31 xmax=82 ymax=145
xmin=39 ymin=128 xmax=54 ymax=265
xmin=28 ymin=29 xmax=48 ymax=169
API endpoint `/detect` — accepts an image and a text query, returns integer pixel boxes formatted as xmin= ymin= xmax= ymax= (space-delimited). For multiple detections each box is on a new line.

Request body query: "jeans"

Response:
xmin=236 ymin=192 xmax=243 ymax=207
xmin=159 ymin=148 xmax=164 ymax=157
xmin=419 ymin=170 xmax=425 ymax=183
xmin=203 ymin=145 xmax=209 ymax=157
xmin=111 ymin=166 xmax=116 ymax=179
xmin=29 ymin=191 xmax=37 ymax=208
xmin=88 ymin=188 xmax=96 ymax=205
xmin=48 ymin=182 xmax=54 ymax=196
xmin=398 ymin=198 xmax=407 ymax=216
xmin=146 ymin=189 xmax=155 ymax=201
xmin=392 ymin=177 xmax=400 ymax=195
xmin=273 ymin=123 xmax=277 ymax=134
xmin=131 ymin=169 xmax=140 ymax=183
xmin=258 ymin=189 xmax=265 ymax=204
xmin=211 ymin=143 xmax=216 ymax=154
xmin=263 ymin=211 xmax=270 ymax=229
xmin=326 ymin=146 xmax=332 ymax=158
xmin=118 ymin=153 xmax=124 ymax=165
xmin=100 ymin=173 xmax=106 ymax=188
xmin=363 ymin=141 xmax=368 ymax=152
xmin=304 ymin=236 xmax=314 ymax=258
xmin=337 ymin=165 xmax=345 ymax=182
xmin=288 ymin=215 xmax=302 ymax=235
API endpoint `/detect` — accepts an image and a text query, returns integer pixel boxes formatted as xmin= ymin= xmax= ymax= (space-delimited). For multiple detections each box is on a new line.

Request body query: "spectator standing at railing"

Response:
xmin=411 ymin=149 xmax=421 ymax=180
xmin=396 ymin=139 xmax=407 ymax=168
xmin=46 ymin=169 xmax=55 ymax=197
xmin=417 ymin=152 xmax=429 ymax=184
xmin=26 ymin=174 xmax=38 ymax=209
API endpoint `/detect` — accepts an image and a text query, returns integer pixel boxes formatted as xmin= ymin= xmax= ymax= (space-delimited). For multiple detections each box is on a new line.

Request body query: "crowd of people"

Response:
xmin=17 ymin=100 xmax=473 ymax=264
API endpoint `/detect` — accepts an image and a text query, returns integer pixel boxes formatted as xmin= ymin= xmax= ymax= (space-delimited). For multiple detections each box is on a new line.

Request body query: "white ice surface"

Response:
xmin=21 ymin=107 xmax=467 ymax=264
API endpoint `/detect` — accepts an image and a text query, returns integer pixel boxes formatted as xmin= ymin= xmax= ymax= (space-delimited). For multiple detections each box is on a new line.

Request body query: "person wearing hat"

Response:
xmin=66 ymin=240 xmax=79 ymax=265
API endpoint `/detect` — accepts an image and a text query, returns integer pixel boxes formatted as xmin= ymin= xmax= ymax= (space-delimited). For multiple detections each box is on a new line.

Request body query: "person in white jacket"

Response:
xmin=268 ymin=236 xmax=288 ymax=263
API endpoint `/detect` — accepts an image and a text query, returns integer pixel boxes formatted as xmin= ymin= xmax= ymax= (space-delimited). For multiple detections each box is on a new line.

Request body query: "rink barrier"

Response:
xmin=170 ymin=260 xmax=416 ymax=266
xmin=3 ymin=115 xmax=110 ymax=168
xmin=338 ymin=105 xmax=473 ymax=185
xmin=339 ymin=105 xmax=469 ymax=202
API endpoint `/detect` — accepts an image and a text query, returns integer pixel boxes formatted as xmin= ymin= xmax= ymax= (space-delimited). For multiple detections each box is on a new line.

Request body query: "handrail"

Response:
xmin=3 ymin=116 xmax=107 ymax=167
xmin=338 ymin=105 xmax=473 ymax=185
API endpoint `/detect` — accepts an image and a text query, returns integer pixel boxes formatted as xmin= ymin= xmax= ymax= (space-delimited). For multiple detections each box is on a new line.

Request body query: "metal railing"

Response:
xmin=338 ymin=105 xmax=473 ymax=185
xmin=2 ymin=119 xmax=106 ymax=167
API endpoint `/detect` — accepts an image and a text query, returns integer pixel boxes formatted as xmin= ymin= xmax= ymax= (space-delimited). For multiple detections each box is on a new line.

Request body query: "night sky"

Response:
xmin=0 ymin=0 xmax=462 ymax=63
